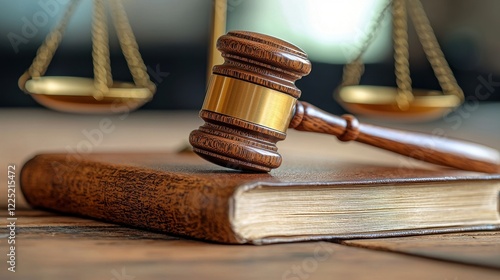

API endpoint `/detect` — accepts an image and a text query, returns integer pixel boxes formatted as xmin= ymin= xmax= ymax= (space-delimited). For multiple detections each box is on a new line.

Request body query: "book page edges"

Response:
xmin=230 ymin=180 xmax=500 ymax=245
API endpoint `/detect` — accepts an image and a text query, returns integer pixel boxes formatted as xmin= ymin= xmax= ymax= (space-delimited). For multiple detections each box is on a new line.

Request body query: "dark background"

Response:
xmin=1 ymin=0 xmax=499 ymax=115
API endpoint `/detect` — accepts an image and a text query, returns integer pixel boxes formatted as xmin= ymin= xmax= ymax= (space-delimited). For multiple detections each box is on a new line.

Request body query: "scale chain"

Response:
xmin=109 ymin=0 xmax=156 ymax=93
xmin=340 ymin=0 xmax=392 ymax=88
xmin=92 ymin=0 xmax=113 ymax=99
xmin=407 ymin=0 xmax=464 ymax=99
xmin=393 ymin=0 xmax=414 ymax=109
xmin=19 ymin=0 xmax=81 ymax=90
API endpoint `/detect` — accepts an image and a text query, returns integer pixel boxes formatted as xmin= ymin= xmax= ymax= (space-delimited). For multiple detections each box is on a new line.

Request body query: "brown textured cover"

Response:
xmin=20 ymin=152 xmax=500 ymax=244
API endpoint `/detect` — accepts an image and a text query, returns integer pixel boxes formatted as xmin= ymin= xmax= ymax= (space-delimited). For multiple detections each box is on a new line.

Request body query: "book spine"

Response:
xmin=20 ymin=155 xmax=241 ymax=243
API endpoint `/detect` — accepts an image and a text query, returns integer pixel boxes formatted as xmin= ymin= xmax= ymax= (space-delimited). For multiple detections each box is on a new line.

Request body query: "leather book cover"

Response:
xmin=20 ymin=152 xmax=500 ymax=244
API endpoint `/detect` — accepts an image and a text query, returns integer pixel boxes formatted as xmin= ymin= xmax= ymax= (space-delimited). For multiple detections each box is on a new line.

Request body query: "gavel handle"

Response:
xmin=289 ymin=102 xmax=500 ymax=173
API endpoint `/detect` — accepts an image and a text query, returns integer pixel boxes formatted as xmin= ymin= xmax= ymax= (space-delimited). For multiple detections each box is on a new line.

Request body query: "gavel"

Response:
xmin=189 ymin=31 xmax=500 ymax=173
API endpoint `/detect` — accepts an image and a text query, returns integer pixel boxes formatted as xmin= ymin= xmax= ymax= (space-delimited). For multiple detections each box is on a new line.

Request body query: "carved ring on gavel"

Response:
xmin=189 ymin=31 xmax=500 ymax=173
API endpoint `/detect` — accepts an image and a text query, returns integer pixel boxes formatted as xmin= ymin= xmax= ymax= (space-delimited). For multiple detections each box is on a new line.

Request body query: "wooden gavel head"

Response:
xmin=190 ymin=31 xmax=500 ymax=173
xmin=189 ymin=31 xmax=311 ymax=172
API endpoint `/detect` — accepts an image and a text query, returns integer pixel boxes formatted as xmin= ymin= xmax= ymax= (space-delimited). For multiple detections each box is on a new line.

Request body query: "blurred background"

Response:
xmin=1 ymin=0 xmax=500 ymax=114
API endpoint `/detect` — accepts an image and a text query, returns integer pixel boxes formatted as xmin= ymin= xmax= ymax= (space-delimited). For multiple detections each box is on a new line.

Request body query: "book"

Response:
xmin=20 ymin=152 xmax=500 ymax=245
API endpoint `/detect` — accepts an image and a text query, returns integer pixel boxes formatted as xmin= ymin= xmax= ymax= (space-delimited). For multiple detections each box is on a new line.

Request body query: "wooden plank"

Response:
xmin=1 ymin=211 xmax=114 ymax=227
xmin=343 ymin=231 xmax=500 ymax=269
xmin=1 ymin=211 xmax=500 ymax=279
xmin=0 ymin=210 xmax=54 ymax=217
xmin=0 ymin=210 xmax=178 ymax=240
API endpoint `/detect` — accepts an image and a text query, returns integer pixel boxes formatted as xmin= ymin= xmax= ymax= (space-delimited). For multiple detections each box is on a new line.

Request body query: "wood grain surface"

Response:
xmin=343 ymin=231 xmax=500 ymax=269
xmin=1 ymin=210 xmax=500 ymax=279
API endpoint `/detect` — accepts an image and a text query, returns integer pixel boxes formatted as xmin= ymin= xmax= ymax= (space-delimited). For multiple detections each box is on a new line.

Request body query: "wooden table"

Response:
xmin=1 ymin=107 xmax=499 ymax=279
